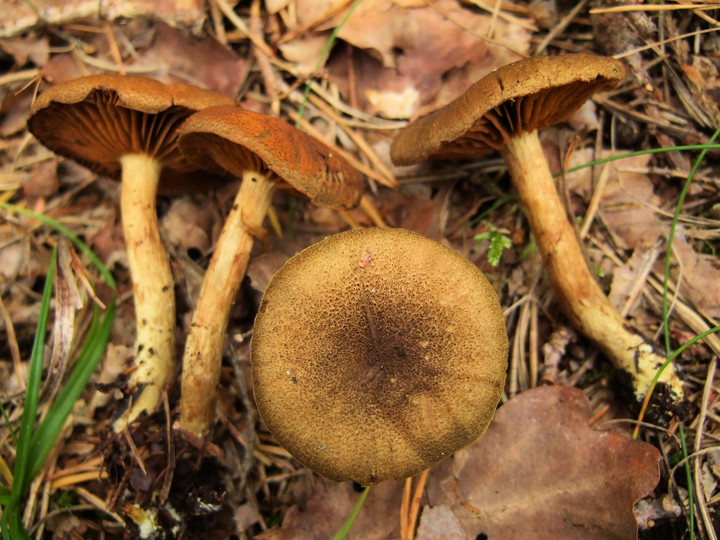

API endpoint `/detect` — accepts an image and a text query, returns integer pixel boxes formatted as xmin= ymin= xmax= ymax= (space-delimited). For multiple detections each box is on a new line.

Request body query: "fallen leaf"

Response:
xmin=0 ymin=35 xmax=50 ymax=66
xmin=160 ymin=196 xmax=215 ymax=256
xmin=140 ymin=23 xmax=248 ymax=97
xmin=289 ymin=0 xmax=530 ymax=118
xmin=22 ymin=160 xmax=59 ymax=199
xmin=278 ymin=34 xmax=332 ymax=76
xmin=416 ymin=504 xmax=465 ymax=540
xmin=670 ymin=229 xmax=720 ymax=318
xmin=0 ymin=0 xmax=206 ymax=39
xmin=258 ymin=479 xmax=404 ymax=539
xmin=568 ymin=150 xmax=720 ymax=318
xmin=426 ymin=385 xmax=660 ymax=540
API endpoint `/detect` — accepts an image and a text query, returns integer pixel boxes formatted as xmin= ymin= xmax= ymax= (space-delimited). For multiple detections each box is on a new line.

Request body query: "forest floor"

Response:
xmin=1 ymin=0 xmax=720 ymax=538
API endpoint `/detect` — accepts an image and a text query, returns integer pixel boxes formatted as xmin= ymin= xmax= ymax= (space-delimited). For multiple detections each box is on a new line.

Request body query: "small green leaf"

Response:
xmin=474 ymin=222 xmax=512 ymax=267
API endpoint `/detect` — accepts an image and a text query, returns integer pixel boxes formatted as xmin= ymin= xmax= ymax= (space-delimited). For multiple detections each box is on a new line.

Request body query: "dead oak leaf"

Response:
xmin=0 ymin=0 xmax=206 ymax=39
xmin=141 ymin=23 xmax=247 ymax=97
xmin=426 ymin=385 xmax=660 ymax=540
xmin=290 ymin=0 xmax=529 ymax=118
xmin=568 ymin=150 xmax=720 ymax=318
xmin=670 ymin=228 xmax=720 ymax=319
xmin=258 ymin=479 xmax=404 ymax=539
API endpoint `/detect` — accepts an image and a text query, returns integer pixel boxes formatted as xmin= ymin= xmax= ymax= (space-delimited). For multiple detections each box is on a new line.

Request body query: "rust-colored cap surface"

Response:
xmin=178 ymin=106 xmax=364 ymax=210
xmin=390 ymin=54 xmax=627 ymax=164
xmin=27 ymin=74 xmax=237 ymax=193
xmin=251 ymin=227 xmax=508 ymax=485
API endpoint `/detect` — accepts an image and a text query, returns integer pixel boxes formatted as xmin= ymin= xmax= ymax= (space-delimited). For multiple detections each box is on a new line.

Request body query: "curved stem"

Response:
xmin=115 ymin=154 xmax=175 ymax=430
xmin=501 ymin=131 xmax=683 ymax=401
xmin=180 ymin=172 xmax=277 ymax=440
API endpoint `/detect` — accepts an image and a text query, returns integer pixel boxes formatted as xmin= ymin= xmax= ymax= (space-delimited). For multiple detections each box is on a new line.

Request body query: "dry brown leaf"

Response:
xmin=670 ymin=229 xmax=720 ymax=318
xmin=569 ymin=150 xmax=720 ymax=318
xmin=0 ymin=35 xmax=49 ymax=66
xmin=0 ymin=0 xmax=206 ymax=39
xmin=293 ymin=0 xmax=529 ymax=118
xmin=160 ymin=197 xmax=215 ymax=256
xmin=426 ymin=385 xmax=660 ymax=540
xmin=570 ymin=152 xmax=667 ymax=250
xmin=258 ymin=479 xmax=404 ymax=539
xmin=416 ymin=504 xmax=465 ymax=539
xmin=278 ymin=34 xmax=332 ymax=76
xmin=140 ymin=23 xmax=248 ymax=97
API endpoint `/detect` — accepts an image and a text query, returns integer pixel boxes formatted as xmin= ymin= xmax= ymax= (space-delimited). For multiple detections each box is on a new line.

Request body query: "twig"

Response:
xmin=211 ymin=0 xmax=275 ymax=57
xmin=693 ymin=358 xmax=717 ymax=540
xmin=534 ymin=0 xmax=589 ymax=54
xmin=307 ymin=93 xmax=398 ymax=188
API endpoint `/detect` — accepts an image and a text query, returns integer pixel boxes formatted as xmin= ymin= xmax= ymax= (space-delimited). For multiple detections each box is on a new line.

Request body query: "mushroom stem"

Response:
xmin=180 ymin=171 xmax=277 ymax=440
xmin=501 ymin=130 xmax=683 ymax=400
xmin=115 ymin=153 xmax=176 ymax=430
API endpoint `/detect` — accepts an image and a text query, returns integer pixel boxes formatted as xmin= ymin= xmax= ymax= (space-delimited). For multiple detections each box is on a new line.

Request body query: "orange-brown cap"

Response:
xmin=251 ymin=227 xmax=508 ymax=485
xmin=391 ymin=54 xmax=627 ymax=164
xmin=178 ymin=106 xmax=364 ymax=210
xmin=27 ymin=74 xmax=237 ymax=194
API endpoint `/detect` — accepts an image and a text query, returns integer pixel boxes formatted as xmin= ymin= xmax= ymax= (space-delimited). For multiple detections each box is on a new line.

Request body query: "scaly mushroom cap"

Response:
xmin=390 ymin=54 xmax=627 ymax=164
xmin=178 ymin=106 xmax=364 ymax=210
xmin=251 ymin=227 xmax=508 ymax=485
xmin=27 ymin=74 xmax=237 ymax=194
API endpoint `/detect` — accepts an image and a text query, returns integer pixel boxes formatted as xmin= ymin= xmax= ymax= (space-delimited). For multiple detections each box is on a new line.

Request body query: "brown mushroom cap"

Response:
xmin=390 ymin=54 xmax=627 ymax=164
xmin=251 ymin=227 xmax=508 ymax=485
xmin=178 ymin=106 xmax=364 ymax=209
xmin=27 ymin=74 xmax=237 ymax=194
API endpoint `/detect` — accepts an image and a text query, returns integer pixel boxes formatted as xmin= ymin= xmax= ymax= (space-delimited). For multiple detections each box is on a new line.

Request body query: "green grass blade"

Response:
xmin=661 ymin=128 xmax=720 ymax=354
xmin=0 ymin=401 xmax=17 ymax=448
xmin=562 ymin=143 xmax=720 ymax=175
xmin=11 ymin=247 xmax=56 ymax=499
xmin=295 ymin=0 xmax=365 ymax=127
xmin=28 ymin=297 xmax=116 ymax=481
xmin=7 ymin=509 xmax=30 ymax=540
xmin=678 ymin=423 xmax=695 ymax=539
xmin=332 ymin=485 xmax=371 ymax=540
xmin=0 ymin=202 xmax=116 ymax=289
xmin=1 ymin=509 xmax=11 ymax=540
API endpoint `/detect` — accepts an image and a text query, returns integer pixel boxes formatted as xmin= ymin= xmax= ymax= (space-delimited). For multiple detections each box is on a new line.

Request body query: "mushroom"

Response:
xmin=390 ymin=54 xmax=683 ymax=402
xmin=177 ymin=106 xmax=364 ymax=440
xmin=251 ymin=227 xmax=509 ymax=485
xmin=27 ymin=74 xmax=237 ymax=428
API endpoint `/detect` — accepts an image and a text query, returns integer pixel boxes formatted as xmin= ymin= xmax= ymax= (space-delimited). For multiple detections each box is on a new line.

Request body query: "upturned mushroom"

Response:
xmin=390 ymin=54 xmax=683 ymax=402
xmin=177 ymin=106 xmax=364 ymax=441
xmin=251 ymin=227 xmax=509 ymax=485
xmin=27 ymin=75 xmax=237 ymax=428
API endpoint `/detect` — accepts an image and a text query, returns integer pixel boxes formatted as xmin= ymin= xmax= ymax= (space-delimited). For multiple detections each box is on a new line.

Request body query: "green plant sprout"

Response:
xmin=678 ymin=424 xmax=695 ymax=540
xmin=0 ymin=205 xmax=116 ymax=539
xmin=474 ymin=221 xmax=512 ymax=267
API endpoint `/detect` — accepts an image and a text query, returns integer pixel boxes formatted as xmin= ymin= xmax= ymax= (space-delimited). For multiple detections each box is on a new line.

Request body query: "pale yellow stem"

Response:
xmin=115 ymin=154 xmax=175 ymax=430
xmin=501 ymin=131 xmax=683 ymax=401
xmin=180 ymin=172 xmax=277 ymax=440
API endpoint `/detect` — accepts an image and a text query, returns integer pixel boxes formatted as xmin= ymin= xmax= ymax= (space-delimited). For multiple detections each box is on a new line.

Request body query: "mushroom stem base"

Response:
xmin=115 ymin=154 xmax=176 ymax=430
xmin=180 ymin=172 xmax=277 ymax=439
xmin=501 ymin=131 xmax=683 ymax=401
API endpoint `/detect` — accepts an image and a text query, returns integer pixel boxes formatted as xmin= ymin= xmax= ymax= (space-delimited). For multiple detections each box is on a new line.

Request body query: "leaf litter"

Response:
xmin=1 ymin=0 xmax=719 ymax=538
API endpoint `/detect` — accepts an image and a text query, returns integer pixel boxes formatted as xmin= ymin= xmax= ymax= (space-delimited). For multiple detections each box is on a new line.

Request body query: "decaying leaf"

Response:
xmin=257 ymin=386 xmax=659 ymax=539
xmin=426 ymin=385 xmax=661 ymax=540
xmin=160 ymin=197 xmax=215 ymax=257
xmin=416 ymin=504 xmax=465 ymax=539
xmin=286 ymin=0 xmax=530 ymax=118
xmin=568 ymin=149 xmax=720 ymax=318
xmin=258 ymin=479 xmax=404 ymax=539
xmin=141 ymin=23 xmax=248 ymax=97
xmin=0 ymin=0 xmax=206 ymax=39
